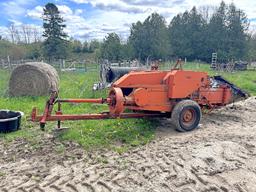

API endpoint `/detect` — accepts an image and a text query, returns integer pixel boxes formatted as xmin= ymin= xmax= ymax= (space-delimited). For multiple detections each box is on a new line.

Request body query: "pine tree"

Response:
xmin=169 ymin=7 xmax=206 ymax=60
xmin=129 ymin=21 xmax=145 ymax=60
xmin=42 ymin=3 xmax=68 ymax=61
xmin=226 ymin=3 xmax=249 ymax=59
xmin=168 ymin=14 xmax=183 ymax=57
xmin=247 ymin=33 xmax=256 ymax=61
xmin=188 ymin=7 xmax=207 ymax=60
xmin=206 ymin=1 xmax=249 ymax=61
xmin=207 ymin=1 xmax=229 ymax=61
xmin=129 ymin=13 xmax=169 ymax=61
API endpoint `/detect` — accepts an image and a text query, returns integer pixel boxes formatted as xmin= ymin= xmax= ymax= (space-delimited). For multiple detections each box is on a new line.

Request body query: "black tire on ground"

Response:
xmin=171 ymin=100 xmax=202 ymax=132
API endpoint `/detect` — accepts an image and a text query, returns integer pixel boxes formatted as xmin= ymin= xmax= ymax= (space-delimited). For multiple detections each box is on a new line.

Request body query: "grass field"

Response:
xmin=0 ymin=63 xmax=255 ymax=151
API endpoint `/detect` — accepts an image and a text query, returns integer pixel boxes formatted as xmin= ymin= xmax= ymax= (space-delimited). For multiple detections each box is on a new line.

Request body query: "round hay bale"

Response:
xmin=9 ymin=62 xmax=59 ymax=97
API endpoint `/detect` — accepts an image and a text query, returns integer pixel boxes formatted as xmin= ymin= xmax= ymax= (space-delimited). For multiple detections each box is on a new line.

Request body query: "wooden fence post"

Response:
xmin=1 ymin=59 xmax=4 ymax=69
xmin=59 ymin=59 xmax=62 ymax=71
xmin=63 ymin=59 xmax=65 ymax=69
xmin=84 ymin=61 xmax=87 ymax=72
xmin=7 ymin=55 xmax=11 ymax=71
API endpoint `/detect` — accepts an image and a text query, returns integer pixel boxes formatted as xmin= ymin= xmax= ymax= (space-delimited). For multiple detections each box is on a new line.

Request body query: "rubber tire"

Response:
xmin=171 ymin=100 xmax=201 ymax=132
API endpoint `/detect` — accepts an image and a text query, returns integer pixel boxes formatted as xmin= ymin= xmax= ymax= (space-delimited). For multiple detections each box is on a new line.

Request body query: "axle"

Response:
xmin=58 ymin=98 xmax=109 ymax=104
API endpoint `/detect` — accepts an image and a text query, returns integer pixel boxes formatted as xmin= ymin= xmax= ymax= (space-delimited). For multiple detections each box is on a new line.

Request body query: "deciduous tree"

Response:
xmin=101 ymin=33 xmax=122 ymax=61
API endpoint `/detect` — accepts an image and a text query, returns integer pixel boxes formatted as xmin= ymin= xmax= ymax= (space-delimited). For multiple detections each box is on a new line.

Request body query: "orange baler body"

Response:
xmin=112 ymin=70 xmax=232 ymax=112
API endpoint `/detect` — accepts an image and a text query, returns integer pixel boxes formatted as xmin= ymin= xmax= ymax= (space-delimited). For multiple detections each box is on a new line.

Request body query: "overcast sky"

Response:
xmin=0 ymin=0 xmax=256 ymax=41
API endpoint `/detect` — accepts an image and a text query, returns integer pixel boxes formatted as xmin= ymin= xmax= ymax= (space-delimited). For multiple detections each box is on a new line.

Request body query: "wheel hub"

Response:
xmin=183 ymin=109 xmax=194 ymax=123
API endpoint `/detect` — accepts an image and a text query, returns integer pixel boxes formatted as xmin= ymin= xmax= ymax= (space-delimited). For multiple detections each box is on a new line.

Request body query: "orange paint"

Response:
xmin=111 ymin=69 xmax=233 ymax=113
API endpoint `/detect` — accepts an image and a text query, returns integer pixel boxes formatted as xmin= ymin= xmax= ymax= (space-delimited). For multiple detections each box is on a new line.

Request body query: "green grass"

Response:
xmin=0 ymin=62 xmax=255 ymax=151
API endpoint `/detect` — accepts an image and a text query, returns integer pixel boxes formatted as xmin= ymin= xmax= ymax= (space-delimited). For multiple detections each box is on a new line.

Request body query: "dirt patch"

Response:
xmin=1 ymin=97 xmax=256 ymax=192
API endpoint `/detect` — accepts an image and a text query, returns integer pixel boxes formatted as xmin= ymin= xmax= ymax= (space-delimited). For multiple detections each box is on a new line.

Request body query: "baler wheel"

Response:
xmin=172 ymin=100 xmax=201 ymax=132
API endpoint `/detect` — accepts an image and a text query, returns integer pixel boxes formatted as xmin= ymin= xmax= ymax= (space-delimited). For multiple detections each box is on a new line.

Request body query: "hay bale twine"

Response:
xmin=9 ymin=62 xmax=59 ymax=97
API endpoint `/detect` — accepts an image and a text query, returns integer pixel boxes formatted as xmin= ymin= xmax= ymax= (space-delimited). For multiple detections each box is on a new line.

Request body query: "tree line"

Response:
xmin=0 ymin=1 xmax=255 ymax=63
xmin=101 ymin=1 xmax=250 ymax=62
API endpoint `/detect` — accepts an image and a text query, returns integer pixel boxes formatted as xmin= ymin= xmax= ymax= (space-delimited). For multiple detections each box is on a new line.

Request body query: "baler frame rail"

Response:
xmin=31 ymin=91 xmax=167 ymax=130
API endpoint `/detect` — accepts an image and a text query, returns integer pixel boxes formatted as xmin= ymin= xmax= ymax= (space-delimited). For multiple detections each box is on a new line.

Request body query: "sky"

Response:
xmin=0 ymin=0 xmax=256 ymax=41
